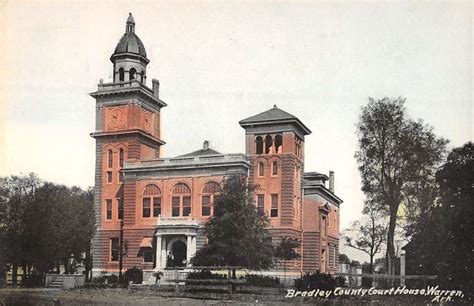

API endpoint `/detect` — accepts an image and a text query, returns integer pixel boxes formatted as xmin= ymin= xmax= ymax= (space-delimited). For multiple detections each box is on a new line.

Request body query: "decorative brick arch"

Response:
xmin=143 ymin=184 xmax=161 ymax=195
xmin=172 ymin=183 xmax=191 ymax=194
xmin=202 ymin=181 xmax=222 ymax=194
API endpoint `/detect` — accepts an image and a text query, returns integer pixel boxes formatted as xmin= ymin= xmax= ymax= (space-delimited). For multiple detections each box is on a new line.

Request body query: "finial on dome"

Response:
xmin=126 ymin=13 xmax=135 ymax=33
xmin=273 ymin=104 xmax=277 ymax=108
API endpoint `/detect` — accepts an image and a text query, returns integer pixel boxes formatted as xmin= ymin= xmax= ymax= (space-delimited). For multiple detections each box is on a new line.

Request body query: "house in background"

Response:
xmin=90 ymin=14 xmax=343 ymax=278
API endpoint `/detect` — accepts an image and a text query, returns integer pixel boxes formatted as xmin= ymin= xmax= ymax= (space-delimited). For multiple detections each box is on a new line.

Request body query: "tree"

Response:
xmin=355 ymin=97 xmax=447 ymax=274
xmin=407 ymin=142 xmax=474 ymax=297
xmin=275 ymin=237 xmax=300 ymax=281
xmin=191 ymin=175 xmax=274 ymax=274
xmin=343 ymin=205 xmax=386 ymax=274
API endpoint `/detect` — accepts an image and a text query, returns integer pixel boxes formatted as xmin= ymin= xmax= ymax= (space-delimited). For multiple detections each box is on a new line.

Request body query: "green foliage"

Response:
xmin=191 ymin=175 xmax=274 ymax=270
xmin=0 ymin=173 xmax=95 ymax=284
xmin=275 ymin=237 xmax=300 ymax=261
xmin=244 ymin=274 xmax=280 ymax=287
xmin=124 ymin=267 xmax=143 ymax=284
xmin=407 ymin=142 xmax=474 ymax=298
xmin=294 ymin=272 xmax=337 ymax=291
xmin=338 ymin=254 xmax=350 ymax=264
xmin=187 ymin=270 xmax=227 ymax=280
xmin=355 ymin=97 xmax=447 ymax=274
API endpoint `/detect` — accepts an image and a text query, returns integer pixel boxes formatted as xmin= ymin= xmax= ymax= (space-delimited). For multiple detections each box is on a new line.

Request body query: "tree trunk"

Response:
xmin=12 ymin=262 xmax=18 ymax=286
xmin=386 ymin=204 xmax=398 ymax=275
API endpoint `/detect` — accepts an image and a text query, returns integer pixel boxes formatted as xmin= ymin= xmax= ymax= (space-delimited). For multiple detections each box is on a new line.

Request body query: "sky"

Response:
xmin=0 ymin=1 xmax=472 ymax=261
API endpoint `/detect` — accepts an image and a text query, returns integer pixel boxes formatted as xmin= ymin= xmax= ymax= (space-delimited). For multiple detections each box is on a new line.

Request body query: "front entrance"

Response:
xmin=167 ymin=239 xmax=187 ymax=267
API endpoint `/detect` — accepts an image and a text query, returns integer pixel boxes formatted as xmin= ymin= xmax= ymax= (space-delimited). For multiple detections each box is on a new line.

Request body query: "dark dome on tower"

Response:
xmin=111 ymin=13 xmax=147 ymax=59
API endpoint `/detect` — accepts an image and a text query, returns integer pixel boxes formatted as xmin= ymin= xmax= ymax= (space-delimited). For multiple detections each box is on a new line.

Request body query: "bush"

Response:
xmin=187 ymin=270 xmax=227 ymax=280
xmin=124 ymin=267 xmax=143 ymax=284
xmin=244 ymin=274 xmax=280 ymax=287
xmin=336 ymin=276 xmax=346 ymax=287
xmin=294 ymin=272 xmax=337 ymax=291
xmin=21 ymin=273 xmax=44 ymax=287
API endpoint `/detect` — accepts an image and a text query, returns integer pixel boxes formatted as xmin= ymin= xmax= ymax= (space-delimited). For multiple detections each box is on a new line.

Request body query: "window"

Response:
xmin=106 ymin=199 xmax=112 ymax=220
xmin=130 ymin=68 xmax=137 ymax=80
xmin=118 ymin=68 xmax=124 ymax=82
xmin=110 ymin=238 xmax=119 ymax=261
xmin=271 ymin=194 xmax=278 ymax=217
xmin=258 ymin=162 xmax=264 ymax=177
xmin=321 ymin=215 xmax=327 ymax=237
xmin=183 ymin=196 xmax=191 ymax=216
xmin=172 ymin=197 xmax=180 ymax=217
xmin=272 ymin=161 xmax=278 ymax=175
xmin=153 ymin=197 xmax=161 ymax=217
xmin=275 ymin=135 xmax=282 ymax=153
xmin=255 ymin=136 xmax=263 ymax=154
xmin=201 ymin=181 xmax=221 ymax=217
xmin=107 ymin=150 xmax=113 ymax=168
xmin=202 ymin=195 xmax=211 ymax=216
xmin=142 ymin=198 xmax=151 ymax=218
xmin=257 ymin=194 xmax=264 ymax=215
xmin=142 ymin=184 xmax=161 ymax=218
xmin=118 ymin=171 xmax=123 ymax=183
xmin=119 ymin=148 xmax=124 ymax=167
xmin=143 ymin=249 xmax=153 ymax=263
xmin=265 ymin=135 xmax=273 ymax=154
xmin=140 ymin=71 xmax=144 ymax=83
xmin=171 ymin=183 xmax=191 ymax=217
xmin=118 ymin=198 xmax=123 ymax=220
xmin=107 ymin=171 xmax=112 ymax=183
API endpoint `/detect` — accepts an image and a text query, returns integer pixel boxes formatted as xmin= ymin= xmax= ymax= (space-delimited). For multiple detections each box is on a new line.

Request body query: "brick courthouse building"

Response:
xmin=91 ymin=14 xmax=343 ymax=278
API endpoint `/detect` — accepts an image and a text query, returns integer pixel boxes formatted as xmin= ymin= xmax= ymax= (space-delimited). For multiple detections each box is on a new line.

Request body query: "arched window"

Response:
xmin=201 ymin=181 xmax=222 ymax=216
xmin=130 ymin=68 xmax=137 ymax=80
xmin=119 ymin=148 xmax=124 ymax=168
xmin=142 ymin=184 xmax=161 ymax=218
xmin=140 ymin=71 xmax=144 ymax=83
xmin=275 ymin=135 xmax=282 ymax=153
xmin=258 ymin=162 xmax=265 ymax=177
xmin=107 ymin=150 xmax=113 ymax=168
xmin=265 ymin=135 xmax=273 ymax=154
xmin=118 ymin=68 xmax=125 ymax=82
xmin=172 ymin=183 xmax=191 ymax=217
xmin=255 ymin=136 xmax=263 ymax=154
xmin=272 ymin=161 xmax=278 ymax=176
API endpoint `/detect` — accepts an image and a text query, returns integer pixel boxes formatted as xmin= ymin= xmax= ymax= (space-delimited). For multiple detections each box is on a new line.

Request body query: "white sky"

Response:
xmin=0 ymin=1 xmax=472 ymax=261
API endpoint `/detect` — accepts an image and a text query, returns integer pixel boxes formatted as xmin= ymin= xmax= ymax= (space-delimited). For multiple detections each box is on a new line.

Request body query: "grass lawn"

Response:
xmin=0 ymin=287 xmax=457 ymax=305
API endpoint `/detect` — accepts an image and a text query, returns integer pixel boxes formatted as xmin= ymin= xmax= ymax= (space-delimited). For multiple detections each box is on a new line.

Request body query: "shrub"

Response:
xmin=336 ymin=276 xmax=346 ymax=287
xmin=244 ymin=274 xmax=280 ymax=287
xmin=294 ymin=272 xmax=337 ymax=291
xmin=107 ymin=274 xmax=119 ymax=284
xmin=124 ymin=267 xmax=143 ymax=284
xmin=187 ymin=270 xmax=227 ymax=280
xmin=21 ymin=273 xmax=44 ymax=287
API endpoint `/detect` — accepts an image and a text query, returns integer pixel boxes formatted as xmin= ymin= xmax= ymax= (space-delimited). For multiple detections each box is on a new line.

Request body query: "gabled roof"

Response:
xmin=177 ymin=141 xmax=222 ymax=157
xmin=239 ymin=105 xmax=311 ymax=135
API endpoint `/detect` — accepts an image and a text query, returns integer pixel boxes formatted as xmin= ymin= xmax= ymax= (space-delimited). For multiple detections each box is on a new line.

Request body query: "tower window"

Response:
xmin=106 ymin=199 xmax=112 ymax=220
xmin=255 ymin=136 xmax=263 ymax=154
xmin=130 ymin=68 xmax=137 ymax=80
xmin=275 ymin=135 xmax=282 ymax=153
xmin=258 ymin=162 xmax=264 ymax=177
xmin=119 ymin=148 xmax=124 ymax=167
xmin=271 ymin=194 xmax=278 ymax=217
xmin=257 ymin=194 xmax=265 ymax=215
xmin=265 ymin=135 xmax=273 ymax=154
xmin=119 ymin=68 xmax=125 ymax=82
xmin=107 ymin=150 xmax=113 ymax=168
xmin=272 ymin=161 xmax=278 ymax=176
xmin=118 ymin=171 xmax=123 ymax=183
xmin=140 ymin=71 xmax=144 ymax=83
xmin=106 ymin=171 xmax=112 ymax=184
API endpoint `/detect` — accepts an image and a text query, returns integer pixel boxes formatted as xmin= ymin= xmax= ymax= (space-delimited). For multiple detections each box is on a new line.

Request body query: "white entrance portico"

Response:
xmin=154 ymin=217 xmax=202 ymax=270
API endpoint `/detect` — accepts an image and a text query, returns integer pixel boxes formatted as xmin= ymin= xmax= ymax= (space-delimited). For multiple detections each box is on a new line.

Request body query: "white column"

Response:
xmin=191 ymin=236 xmax=197 ymax=259
xmin=186 ymin=235 xmax=192 ymax=266
xmin=155 ymin=235 xmax=162 ymax=271
xmin=161 ymin=237 xmax=167 ymax=268
xmin=400 ymin=250 xmax=406 ymax=286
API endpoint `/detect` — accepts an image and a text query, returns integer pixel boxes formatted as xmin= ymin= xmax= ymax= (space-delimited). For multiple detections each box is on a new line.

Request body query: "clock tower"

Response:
xmin=90 ymin=13 xmax=166 ymax=274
